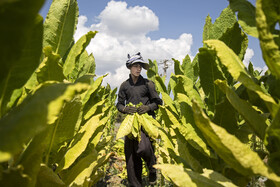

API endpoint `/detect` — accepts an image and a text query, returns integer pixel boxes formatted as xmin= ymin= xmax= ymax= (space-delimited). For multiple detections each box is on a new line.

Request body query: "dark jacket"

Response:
xmin=116 ymin=74 xmax=162 ymax=116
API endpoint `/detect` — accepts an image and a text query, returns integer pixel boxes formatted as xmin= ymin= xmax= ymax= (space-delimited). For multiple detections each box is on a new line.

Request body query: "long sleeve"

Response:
xmin=116 ymin=82 xmax=126 ymax=113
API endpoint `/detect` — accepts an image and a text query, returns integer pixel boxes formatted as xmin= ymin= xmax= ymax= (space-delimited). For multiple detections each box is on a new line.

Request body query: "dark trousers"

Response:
xmin=125 ymin=130 xmax=156 ymax=187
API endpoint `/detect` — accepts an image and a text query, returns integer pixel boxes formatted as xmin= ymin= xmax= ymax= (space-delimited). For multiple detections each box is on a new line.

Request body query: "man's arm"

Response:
xmin=146 ymin=80 xmax=162 ymax=111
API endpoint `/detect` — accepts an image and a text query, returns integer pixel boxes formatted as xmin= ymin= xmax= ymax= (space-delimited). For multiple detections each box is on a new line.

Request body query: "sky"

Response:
xmin=40 ymin=0 xmax=266 ymax=89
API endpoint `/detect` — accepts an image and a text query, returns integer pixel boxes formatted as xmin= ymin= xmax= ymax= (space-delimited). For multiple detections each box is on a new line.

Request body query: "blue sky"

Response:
xmin=40 ymin=0 xmax=264 ymax=87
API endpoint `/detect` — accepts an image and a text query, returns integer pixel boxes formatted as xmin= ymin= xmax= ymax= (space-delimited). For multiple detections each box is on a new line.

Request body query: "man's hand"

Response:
xmin=137 ymin=105 xmax=150 ymax=114
xmin=123 ymin=106 xmax=137 ymax=114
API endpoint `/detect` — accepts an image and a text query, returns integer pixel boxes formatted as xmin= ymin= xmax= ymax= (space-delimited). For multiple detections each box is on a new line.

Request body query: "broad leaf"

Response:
xmin=36 ymin=47 xmax=65 ymax=83
xmin=198 ymin=47 xmax=225 ymax=112
xmin=16 ymin=128 xmax=50 ymax=186
xmin=204 ymin=39 xmax=278 ymax=118
xmin=63 ymin=31 xmax=97 ymax=81
xmin=0 ymin=82 xmax=88 ymax=162
xmin=0 ymin=15 xmax=43 ymax=117
xmin=46 ymin=97 xmax=83 ymax=164
xmin=173 ymin=58 xmax=184 ymax=75
xmin=216 ymin=80 xmax=267 ymax=139
xmin=36 ymin=164 xmax=65 ymax=187
xmin=181 ymin=55 xmax=194 ymax=80
xmin=155 ymin=164 xmax=237 ymax=187
xmin=63 ymin=150 xmax=113 ymax=186
xmin=43 ymin=0 xmax=78 ymax=58
xmin=57 ymin=114 xmax=102 ymax=171
xmin=192 ymin=101 xmax=280 ymax=183
xmin=116 ymin=114 xmax=134 ymax=140
xmin=140 ymin=114 xmax=159 ymax=140
xmin=174 ymin=75 xmax=204 ymax=109
xmin=209 ymin=7 xmax=237 ymax=40
xmin=229 ymin=0 xmax=258 ymax=38
xmin=0 ymin=165 xmax=30 ymax=186
xmin=256 ymin=0 xmax=280 ymax=79
xmin=154 ymin=75 xmax=167 ymax=94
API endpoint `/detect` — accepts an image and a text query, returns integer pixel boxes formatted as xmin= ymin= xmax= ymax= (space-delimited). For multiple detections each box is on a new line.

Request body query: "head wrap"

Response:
xmin=126 ymin=52 xmax=149 ymax=70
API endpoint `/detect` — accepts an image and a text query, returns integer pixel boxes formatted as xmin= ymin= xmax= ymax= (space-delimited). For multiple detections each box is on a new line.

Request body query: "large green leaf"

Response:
xmin=181 ymin=55 xmax=194 ymax=81
xmin=43 ymin=0 xmax=78 ymax=58
xmin=202 ymin=15 xmax=213 ymax=45
xmin=147 ymin=59 xmax=158 ymax=82
xmin=0 ymin=82 xmax=88 ymax=162
xmin=256 ymin=0 xmax=280 ymax=79
xmin=63 ymin=31 xmax=97 ymax=81
xmin=0 ymin=0 xmax=44 ymax=80
xmin=164 ymin=105 xmax=213 ymax=158
xmin=220 ymin=22 xmax=248 ymax=61
xmin=46 ymin=97 xmax=83 ymax=164
xmin=0 ymin=15 xmax=43 ymax=117
xmin=175 ymin=130 xmax=203 ymax=172
xmin=36 ymin=47 xmax=66 ymax=84
xmin=204 ymin=39 xmax=278 ymax=118
xmin=198 ymin=48 xmax=225 ymax=112
xmin=155 ymin=164 xmax=237 ymax=187
xmin=207 ymin=7 xmax=237 ymax=40
xmin=63 ymin=150 xmax=113 ymax=186
xmin=266 ymin=107 xmax=280 ymax=175
xmin=116 ymin=114 xmax=134 ymax=140
xmin=16 ymin=128 xmax=50 ymax=186
xmin=161 ymin=92 xmax=178 ymax=115
xmin=0 ymin=165 xmax=30 ymax=186
xmin=75 ymin=51 xmax=96 ymax=79
xmin=216 ymin=80 xmax=267 ymax=139
xmin=154 ymin=75 xmax=167 ymax=94
xmin=192 ymin=101 xmax=280 ymax=183
xmin=173 ymin=58 xmax=184 ymax=75
xmin=82 ymin=75 xmax=105 ymax=106
xmin=139 ymin=114 xmax=159 ymax=140
xmin=84 ymin=99 xmax=107 ymax=120
xmin=229 ymin=0 xmax=258 ymax=38
xmin=212 ymin=97 xmax=239 ymax=135
xmin=57 ymin=113 xmax=102 ymax=171
xmin=174 ymin=75 xmax=204 ymax=109
xmin=36 ymin=164 xmax=65 ymax=187
xmin=131 ymin=113 xmax=141 ymax=141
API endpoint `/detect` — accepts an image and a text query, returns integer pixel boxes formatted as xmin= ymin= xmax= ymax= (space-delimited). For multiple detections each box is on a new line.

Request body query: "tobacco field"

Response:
xmin=0 ymin=0 xmax=280 ymax=186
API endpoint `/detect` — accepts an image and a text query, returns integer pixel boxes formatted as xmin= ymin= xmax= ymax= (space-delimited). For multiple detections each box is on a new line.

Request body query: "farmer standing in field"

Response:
xmin=116 ymin=52 xmax=162 ymax=186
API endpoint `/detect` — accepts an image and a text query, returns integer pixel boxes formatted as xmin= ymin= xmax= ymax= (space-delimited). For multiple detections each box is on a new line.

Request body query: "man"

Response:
xmin=116 ymin=52 xmax=162 ymax=186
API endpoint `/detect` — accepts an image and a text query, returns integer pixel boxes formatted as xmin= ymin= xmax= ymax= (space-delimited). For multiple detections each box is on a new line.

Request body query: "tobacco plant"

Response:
xmin=148 ymin=0 xmax=280 ymax=186
xmin=0 ymin=0 xmax=117 ymax=186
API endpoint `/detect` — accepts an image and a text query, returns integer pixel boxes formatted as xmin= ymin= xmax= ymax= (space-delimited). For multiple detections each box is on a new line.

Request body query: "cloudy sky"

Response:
xmin=40 ymin=0 xmax=265 ymax=88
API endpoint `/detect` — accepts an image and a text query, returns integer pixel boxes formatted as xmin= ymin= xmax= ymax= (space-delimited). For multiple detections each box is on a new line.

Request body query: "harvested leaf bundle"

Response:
xmin=116 ymin=103 xmax=160 ymax=142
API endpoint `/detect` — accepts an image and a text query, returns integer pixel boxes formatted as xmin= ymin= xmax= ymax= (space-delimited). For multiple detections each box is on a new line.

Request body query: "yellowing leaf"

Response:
xmin=192 ymin=101 xmax=280 ymax=183
xmin=204 ymin=39 xmax=278 ymax=118
xmin=57 ymin=114 xmax=102 ymax=171
xmin=116 ymin=114 xmax=134 ymax=140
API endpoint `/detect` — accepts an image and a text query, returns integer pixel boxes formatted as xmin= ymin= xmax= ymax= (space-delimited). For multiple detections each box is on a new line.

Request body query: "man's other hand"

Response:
xmin=123 ymin=106 xmax=137 ymax=114
xmin=137 ymin=105 xmax=150 ymax=114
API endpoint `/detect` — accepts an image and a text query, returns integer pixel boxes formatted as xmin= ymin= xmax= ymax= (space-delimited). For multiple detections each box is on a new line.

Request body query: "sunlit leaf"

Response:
xmin=0 ymin=83 xmax=88 ymax=162
xmin=43 ymin=0 xmax=78 ymax=58
xmin=192 ymin=101 xmax=280 ymax=183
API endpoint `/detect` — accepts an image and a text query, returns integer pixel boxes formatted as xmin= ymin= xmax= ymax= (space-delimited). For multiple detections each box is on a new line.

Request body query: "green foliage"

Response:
xmin=2 ymin=0 xmax=280 ymax=186
xmin=0 ymin=0 xmax=117 ymax=186
xmin=146 ymin=2 xmax=280 ymax=186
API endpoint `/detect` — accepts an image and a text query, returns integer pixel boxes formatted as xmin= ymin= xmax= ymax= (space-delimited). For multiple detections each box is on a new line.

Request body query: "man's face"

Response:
xmin=130 ymin=63 xmax=142 ymax=77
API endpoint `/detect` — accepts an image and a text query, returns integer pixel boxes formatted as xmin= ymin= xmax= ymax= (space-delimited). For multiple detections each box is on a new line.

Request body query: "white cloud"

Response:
xmin=74 ymin=1 xmax=193 ymax=89
xmin=243 ymin=48 xmax=268 ymax=74
xmin=243 ymin=48 xmax=254 ymax=67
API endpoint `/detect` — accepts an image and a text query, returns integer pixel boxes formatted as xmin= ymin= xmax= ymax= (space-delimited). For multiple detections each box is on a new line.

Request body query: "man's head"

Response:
xmin=126 ymin=52 xmax=149 ymax=70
